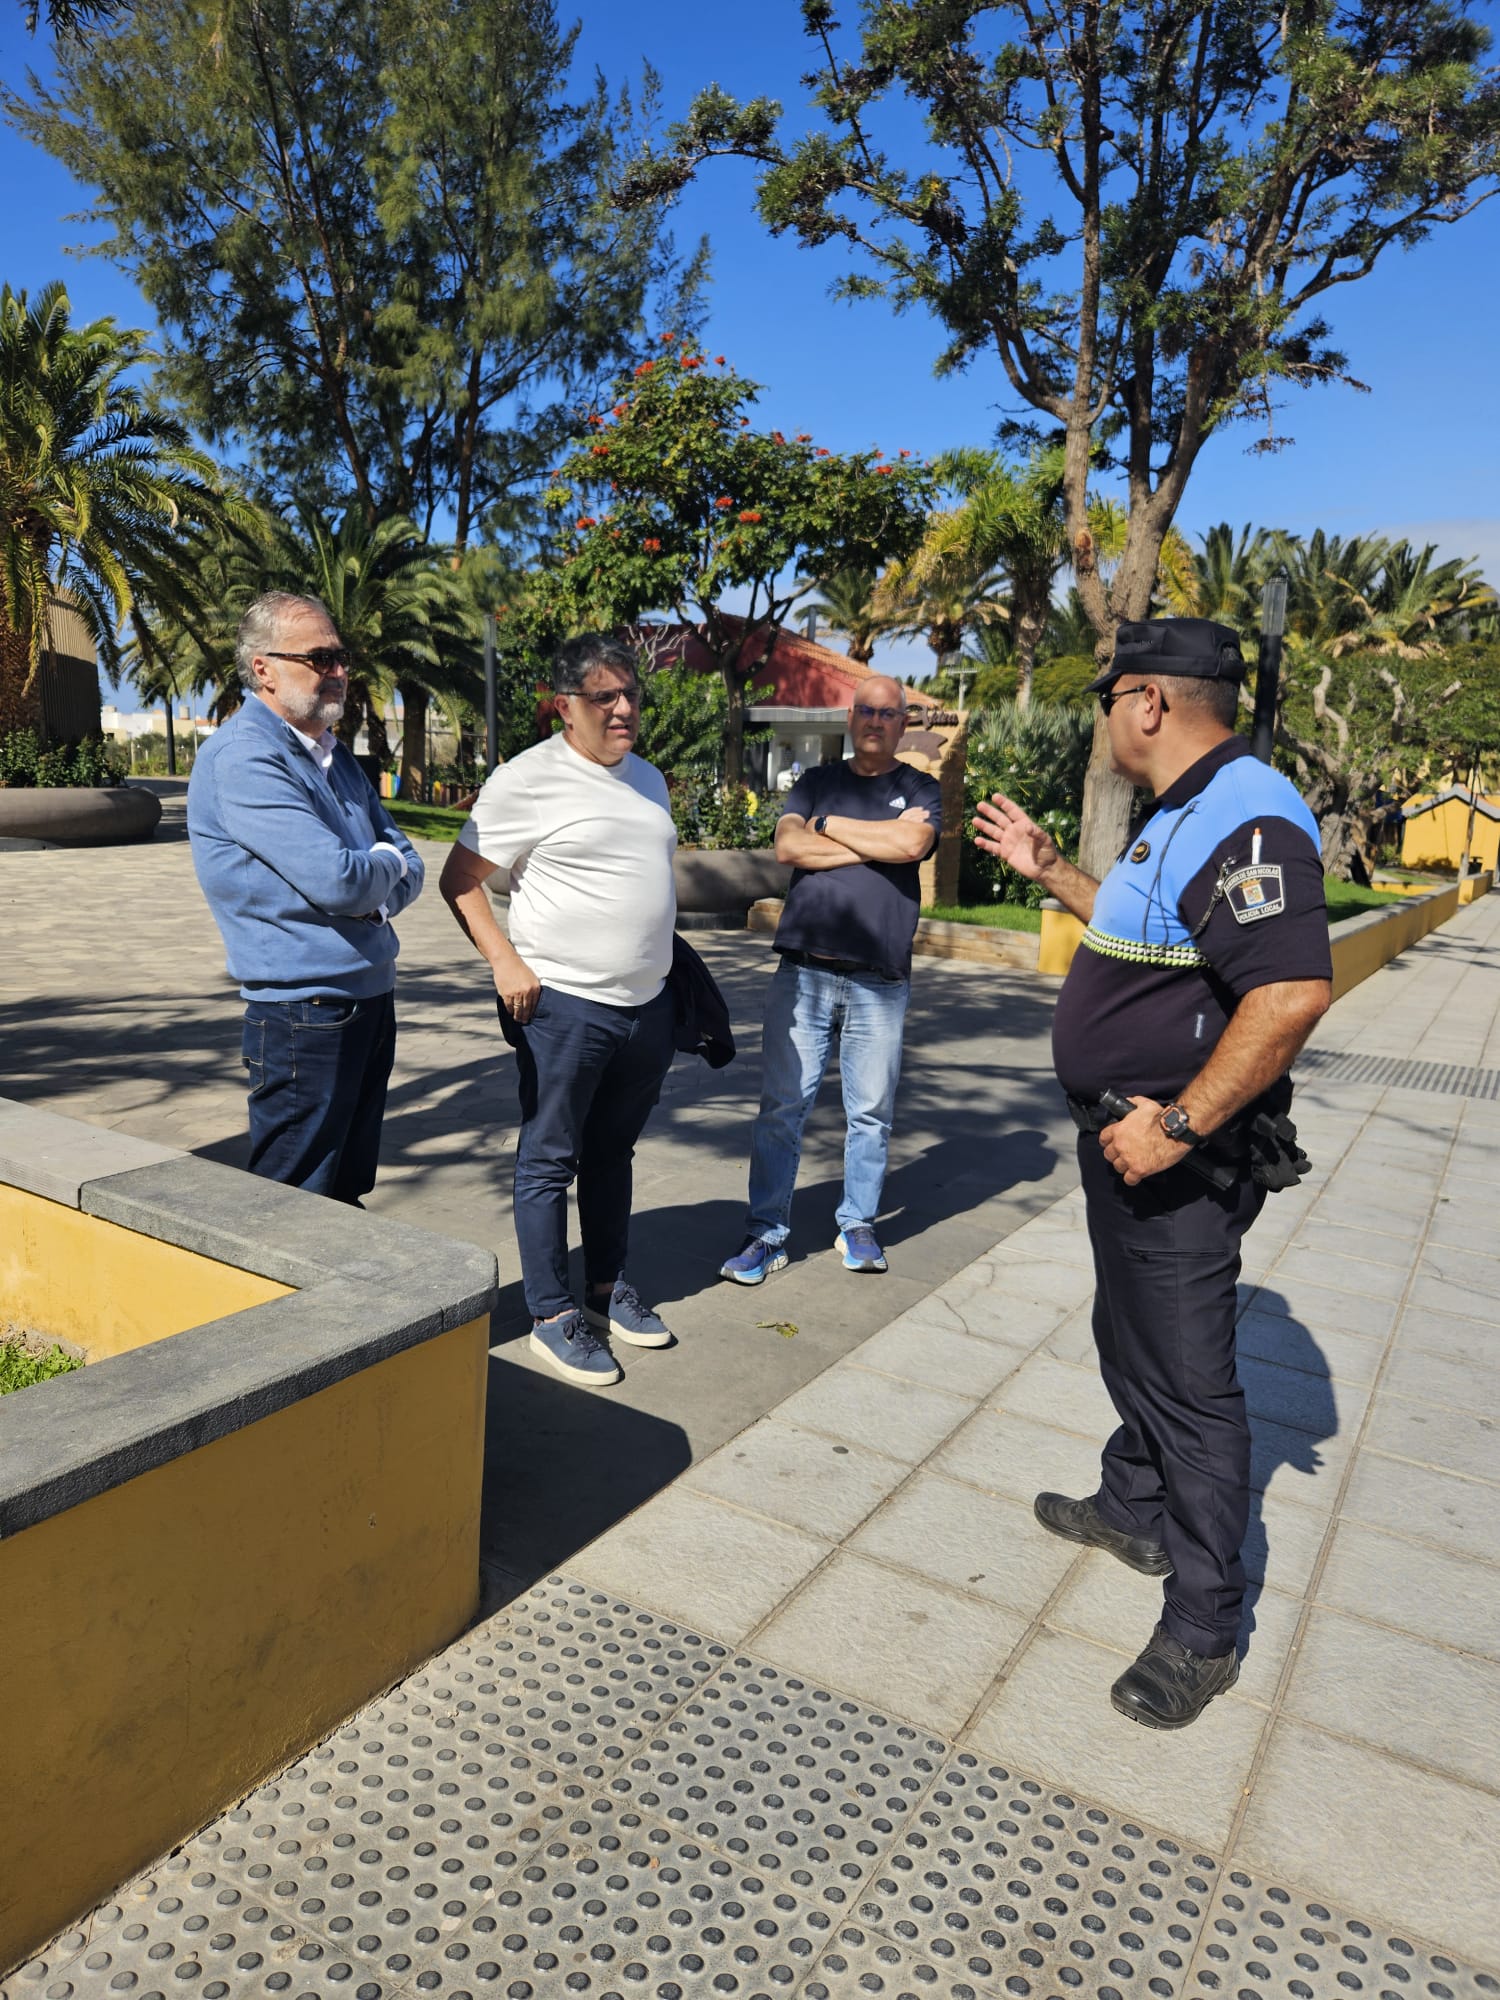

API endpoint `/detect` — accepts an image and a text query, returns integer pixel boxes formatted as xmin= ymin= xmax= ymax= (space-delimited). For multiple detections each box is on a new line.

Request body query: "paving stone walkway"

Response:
xmin=4 ymin=815 xmax=1499 ymax=1991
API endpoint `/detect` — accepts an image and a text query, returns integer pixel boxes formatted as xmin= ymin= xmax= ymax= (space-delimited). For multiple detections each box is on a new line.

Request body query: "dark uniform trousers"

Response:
xmin=1077 ymin=1134 xmax=1265 ymax=1657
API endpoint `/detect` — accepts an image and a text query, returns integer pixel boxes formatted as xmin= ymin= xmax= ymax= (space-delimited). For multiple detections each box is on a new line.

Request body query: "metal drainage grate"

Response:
xmin=1294 ymin=1051 xmax=1500 ymax=1100
xmin=9 ymin=1580 xmax=1500 ymax=2000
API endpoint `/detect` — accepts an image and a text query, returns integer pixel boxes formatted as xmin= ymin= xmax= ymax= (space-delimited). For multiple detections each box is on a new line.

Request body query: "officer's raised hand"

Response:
xmin=973 ymin=793 xmax=1060 ymax=877
xmin=1099 ymin=1095 xmax=1192 ymax=1185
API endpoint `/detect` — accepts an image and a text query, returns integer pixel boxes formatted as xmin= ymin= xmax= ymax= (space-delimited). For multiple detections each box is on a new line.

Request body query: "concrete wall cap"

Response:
xmin=0 ymin=1095 xmax=183 ymax=1207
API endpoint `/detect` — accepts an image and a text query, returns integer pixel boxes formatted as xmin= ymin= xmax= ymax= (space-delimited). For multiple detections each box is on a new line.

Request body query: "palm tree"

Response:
xmin=1155 ymin=522 xmax=1274 ymax=633
xmin=0 ymin=282 xmax=217 ymax=741
xmin=265 ymin=505 xmax=482 ymax=782
xmin=805 ymin=565 xmax=900 ymax=665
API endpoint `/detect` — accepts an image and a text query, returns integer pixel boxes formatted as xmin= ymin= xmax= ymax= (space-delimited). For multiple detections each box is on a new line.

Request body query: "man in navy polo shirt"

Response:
xmin=189 ymin=591 xmax=423 ymax=1204
xmin=721 ymin=675 xmax=941 ymax=1284
xmin=976 ymin=618 xmax=1332 ymax=1729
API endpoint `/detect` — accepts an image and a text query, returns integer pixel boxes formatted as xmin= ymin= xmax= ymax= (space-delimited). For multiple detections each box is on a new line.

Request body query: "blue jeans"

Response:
xmin=507 ymin=984 xmax=676 ymax=1320
xmin=746 ymin=957 xmax=909 ymax=1245
xmin=242 ymin=990 xmax=396 ymax=1204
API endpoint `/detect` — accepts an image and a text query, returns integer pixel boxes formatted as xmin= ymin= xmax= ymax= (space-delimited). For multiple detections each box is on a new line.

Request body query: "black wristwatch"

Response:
xmin=1159 ymin=1102 xmax=1202 ymax=1146
xmin=813 ymin=814 xmax=829 ymax=836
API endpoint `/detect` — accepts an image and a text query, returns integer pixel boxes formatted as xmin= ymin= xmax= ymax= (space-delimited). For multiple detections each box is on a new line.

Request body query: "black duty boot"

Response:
xmin=1110 ymin=1624 xmax=1239 ymax=1729
xmin=1033 ymin=1492 xmax=1173 ymax=1577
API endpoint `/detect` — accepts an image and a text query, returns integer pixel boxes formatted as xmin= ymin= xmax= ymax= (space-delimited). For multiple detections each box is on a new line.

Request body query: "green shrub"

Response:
xmin=667 ymin=776 xmax=778 ymax=850
xmin=0 ymin=728 xmax=127 ymax=788
xmin=0 ymin=1337 xmax=84 ymax=1396
xmin=960 ymin=699 xmax=1094 ymax=904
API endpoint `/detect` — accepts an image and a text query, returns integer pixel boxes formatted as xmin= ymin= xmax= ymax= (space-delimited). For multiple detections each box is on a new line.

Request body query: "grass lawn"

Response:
xmin=1324 ymin=879 xmax=1408 ymax=924
xmin=922 ymin=901 xmax=1043 ymax=933
xmin=385 ymin=799 xmax=471 ymax=844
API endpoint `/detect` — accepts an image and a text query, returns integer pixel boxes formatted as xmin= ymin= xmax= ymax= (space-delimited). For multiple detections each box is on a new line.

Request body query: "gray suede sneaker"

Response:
xmin=583 ymin=1279 xmax=673 ymax=1349
xmin=530 ymin=1309 xmax=622 ymax=1386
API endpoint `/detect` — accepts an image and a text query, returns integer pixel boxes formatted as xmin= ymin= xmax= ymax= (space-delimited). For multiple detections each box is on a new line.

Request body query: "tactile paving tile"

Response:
xmin=1188 ymin=1872 xmax=1500 ymax=2000
xmin=588 ymin=1659 xmax=948 ymax=1909
xmin=423 ymin=1578 xmax=734 ymax=1766
xmin=847 ymin=1751 xmax=1217 ymax=1997
xmin=266 ymin=1805 xmax=842 ymax=1999
xmin=0 ymin=1852 xmax=396 ymax=2000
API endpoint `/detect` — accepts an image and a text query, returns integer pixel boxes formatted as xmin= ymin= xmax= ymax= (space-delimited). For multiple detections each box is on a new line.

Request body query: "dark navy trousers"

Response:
xmin=242 ymin=990 xmax=396 ymax=1205
xmin=504 ymin=984 xmax=676 ymax=1321
xmin=1077 ymin=1134 xmax=1265 ymax=1656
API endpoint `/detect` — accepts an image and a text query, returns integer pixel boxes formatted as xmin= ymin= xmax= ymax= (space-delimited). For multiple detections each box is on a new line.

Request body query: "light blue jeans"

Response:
xmin=746 ymin=956 xmax=910 ymax=1245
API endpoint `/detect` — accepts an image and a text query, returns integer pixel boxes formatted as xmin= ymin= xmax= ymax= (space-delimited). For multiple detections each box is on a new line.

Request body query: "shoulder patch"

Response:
xmin=1225 ymin=862 xmax=1286 ymax=923
xmin=1130 ymin=840 xmax=1151 ymax=863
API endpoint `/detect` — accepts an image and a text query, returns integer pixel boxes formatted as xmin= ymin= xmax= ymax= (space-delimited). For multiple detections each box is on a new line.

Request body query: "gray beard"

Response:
xmin=280 ymin=687 xmax=346 ymax=733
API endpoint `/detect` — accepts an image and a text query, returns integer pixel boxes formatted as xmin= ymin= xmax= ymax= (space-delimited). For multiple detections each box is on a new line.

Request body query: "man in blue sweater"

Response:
xmin=188 ymin=592 xmax=424 ymax=1204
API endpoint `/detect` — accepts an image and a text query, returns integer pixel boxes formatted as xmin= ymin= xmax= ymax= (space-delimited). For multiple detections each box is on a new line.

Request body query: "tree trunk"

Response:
xmin=164 ymin=695 xmax=177 ymax=777
xmin=1012 ymin=599 xmax=1047 ymax=712
xmin=1456 ymin=759 xmax=1481 ymax=880
xmin=722 ymin=667 xmax=745 ymax=787
xmin=366 ymin=698 xmax=392 ymax=766
xmin=399 ymin=680 xmax=428 ymax=800
xmin=0 ymin=626 xmax=43 ymax=741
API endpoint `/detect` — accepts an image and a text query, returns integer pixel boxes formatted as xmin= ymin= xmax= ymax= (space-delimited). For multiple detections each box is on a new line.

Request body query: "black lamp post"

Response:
xmin=1250 ymin=568 xmax=1288 ymax=764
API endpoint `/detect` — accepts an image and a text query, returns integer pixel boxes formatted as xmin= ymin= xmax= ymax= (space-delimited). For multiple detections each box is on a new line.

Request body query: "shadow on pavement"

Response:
xmin=477 ymin=1329 xmax=691 ymax=1604
xmin=1240 ymin=1288 xmax=1337 ymax=1664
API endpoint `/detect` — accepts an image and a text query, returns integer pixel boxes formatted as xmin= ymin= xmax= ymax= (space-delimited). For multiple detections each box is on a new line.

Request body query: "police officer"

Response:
xmin=976 ymin=618 xmax=1332 ymax=1729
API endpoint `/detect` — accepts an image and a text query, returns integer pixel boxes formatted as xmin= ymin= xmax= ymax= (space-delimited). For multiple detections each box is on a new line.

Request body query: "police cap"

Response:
xmin=1086 ymin=617 xmax=1247 ymax=694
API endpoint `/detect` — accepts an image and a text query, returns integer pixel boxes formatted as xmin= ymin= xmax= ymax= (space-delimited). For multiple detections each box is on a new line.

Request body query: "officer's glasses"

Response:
xmin=1098 ymin=682 xmax=1168 ymax=716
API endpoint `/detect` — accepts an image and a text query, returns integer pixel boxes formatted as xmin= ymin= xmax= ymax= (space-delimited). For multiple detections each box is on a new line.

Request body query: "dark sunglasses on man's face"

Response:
xmin=853 ymin=702 xmax=905 ymax=724
xmin=1098 ymin=682 xmax=1168 ymax=717
xmin=265 ymin=648 xmax=352 ymax=674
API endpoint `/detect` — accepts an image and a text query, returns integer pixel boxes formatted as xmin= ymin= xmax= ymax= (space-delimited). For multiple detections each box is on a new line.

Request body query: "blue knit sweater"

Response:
xmin=188 ymin=695 xmax=423 ymax=1001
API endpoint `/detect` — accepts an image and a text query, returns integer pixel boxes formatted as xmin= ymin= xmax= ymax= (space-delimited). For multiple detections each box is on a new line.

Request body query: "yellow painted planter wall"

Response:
xmin=0 ymin=1184 xmax=290 ymax=1357
xmin=1328 ymin=885 xmax=1461 ymax=1002
xmin=0 ymin=1315 xmax=487 ymax=1968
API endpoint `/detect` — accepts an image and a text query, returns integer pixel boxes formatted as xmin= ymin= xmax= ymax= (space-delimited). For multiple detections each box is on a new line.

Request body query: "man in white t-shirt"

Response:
xmin=439 ymin=634 xmax=679 ymax=1388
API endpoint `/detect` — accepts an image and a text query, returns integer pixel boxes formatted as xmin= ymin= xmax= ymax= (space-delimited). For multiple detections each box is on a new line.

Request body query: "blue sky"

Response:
xmin=3 ymin=0 xmax=1497 ymax=697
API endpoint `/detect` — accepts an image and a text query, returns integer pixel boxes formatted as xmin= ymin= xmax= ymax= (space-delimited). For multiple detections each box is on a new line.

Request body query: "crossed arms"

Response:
xmin=776 ymin=808 xmax=937 ymax=870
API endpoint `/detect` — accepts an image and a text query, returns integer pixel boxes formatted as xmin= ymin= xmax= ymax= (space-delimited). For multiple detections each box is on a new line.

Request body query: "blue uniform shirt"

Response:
xmin=1052 ymin=736 xmax=1331 ymax=1102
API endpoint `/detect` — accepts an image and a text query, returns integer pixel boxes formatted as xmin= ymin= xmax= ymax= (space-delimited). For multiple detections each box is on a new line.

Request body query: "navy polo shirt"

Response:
xmin=774 ymin=759 xmax=944 ymax=980
xmin=1052 ymin=737 xmax=1332 ymax=1102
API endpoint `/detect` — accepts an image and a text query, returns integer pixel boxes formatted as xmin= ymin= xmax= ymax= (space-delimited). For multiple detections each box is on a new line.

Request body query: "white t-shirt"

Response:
xmin=458 ymin=732 xmax=677 ymax=1007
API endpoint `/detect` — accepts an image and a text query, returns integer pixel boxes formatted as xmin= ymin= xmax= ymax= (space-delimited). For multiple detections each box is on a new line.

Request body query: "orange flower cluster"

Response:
xmin=591 ymin=445 xmax=609 ymax=457
xmin=643 ymin=537 xmax=662 ymax=552
xmin=815 ymin=448 xmax=831 ymax=457
xmin=682 ymin=354 xmax=702 ymax=369
xmin=738 ymin=510 xmax=762 ymax=524
xmin=715 ymin=355 xmax=725 ymax=365
xmin=614 ymin=403 xmax=629 ymax=416
xmin=771 ymin=431 xmax=785 ymax=444
xmin=634 ymin=361 xmax=655 ymax=377
xmin=576 ymin=516 xmax=597 ymax=529
xmin=875 ymin=464 xmax=892 ymax=475
xmin=715 ymin=496 xmax=733 ymax=509
xmin=795 ymin=433 xmax=812 ymax=443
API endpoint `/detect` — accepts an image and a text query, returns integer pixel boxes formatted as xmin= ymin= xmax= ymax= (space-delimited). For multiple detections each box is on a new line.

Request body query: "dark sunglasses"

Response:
xmin=264 ymin=648 xmax=352 ymax=674
xmin=1098 ymin=682 xmax=1168 ymax=716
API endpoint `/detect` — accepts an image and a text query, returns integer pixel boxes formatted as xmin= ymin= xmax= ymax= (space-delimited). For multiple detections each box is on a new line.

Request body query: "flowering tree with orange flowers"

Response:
xmin=536 ymin=338 xmax=931 ymax=783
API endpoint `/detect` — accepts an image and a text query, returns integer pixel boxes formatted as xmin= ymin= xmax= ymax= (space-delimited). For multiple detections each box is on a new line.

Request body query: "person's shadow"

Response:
xmin=1237 ymin=1287 xmax=1338 ymax=1660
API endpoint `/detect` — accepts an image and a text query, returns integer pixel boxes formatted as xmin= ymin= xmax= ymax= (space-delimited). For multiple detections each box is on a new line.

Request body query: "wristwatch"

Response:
xmin=813 ymin=814 xmax=829 ymax=836
xmin=1159 ymin=1102 xmax=1203 ymax=1146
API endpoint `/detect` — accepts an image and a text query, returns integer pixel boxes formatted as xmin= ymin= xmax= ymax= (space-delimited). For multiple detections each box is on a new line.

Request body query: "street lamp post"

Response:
xmin=1250 ymin=570 xmax=1288 ymax=764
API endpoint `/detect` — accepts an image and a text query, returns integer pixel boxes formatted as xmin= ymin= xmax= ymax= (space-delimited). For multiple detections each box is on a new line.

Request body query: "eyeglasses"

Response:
xmin=1098 ymin=682 xmax=1169 ymax=716
xmin=264 ymin=648 xmax=351 ymax=674
xmin=568 ymin=684 xmax=641 ymax=710
xmin=853 ymin=703 xmax=906 ymax=724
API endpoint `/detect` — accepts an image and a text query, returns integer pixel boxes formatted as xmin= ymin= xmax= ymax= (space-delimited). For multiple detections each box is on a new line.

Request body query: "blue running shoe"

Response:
xmin=584 ymin=1278 xmax=673 ymax=1348
xmin=529 ymin=1309 xmax=622 ymax=1386
xmin=720 ymin=1236 xmax=789 ymax=1286
xmin=836 ymin=1226 xmax=888 ymax=1273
